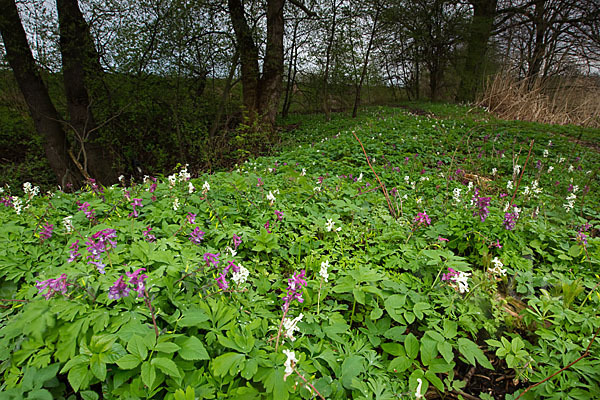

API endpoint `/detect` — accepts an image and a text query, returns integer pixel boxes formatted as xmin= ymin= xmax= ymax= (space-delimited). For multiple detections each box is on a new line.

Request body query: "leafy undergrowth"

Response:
xmin=0 ymin=106 xmax=599 ymax=400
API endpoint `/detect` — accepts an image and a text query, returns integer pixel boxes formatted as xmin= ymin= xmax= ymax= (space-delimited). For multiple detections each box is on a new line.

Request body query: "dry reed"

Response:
xmin=478 ymin=72 xmax=600 ymax=128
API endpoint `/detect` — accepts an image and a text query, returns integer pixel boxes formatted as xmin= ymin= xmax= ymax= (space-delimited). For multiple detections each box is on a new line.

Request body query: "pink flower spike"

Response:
xmin=438 ymin=236 xmax=449 ymax=242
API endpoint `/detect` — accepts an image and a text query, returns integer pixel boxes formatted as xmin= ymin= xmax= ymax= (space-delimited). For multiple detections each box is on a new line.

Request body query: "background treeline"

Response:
xmin=0 ymin=0 xmax=599 ymax=189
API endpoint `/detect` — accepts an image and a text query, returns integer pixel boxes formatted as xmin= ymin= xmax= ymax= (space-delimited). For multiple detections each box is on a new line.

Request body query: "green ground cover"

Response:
xmin=0 ymin=105 xmax=598 ymax=399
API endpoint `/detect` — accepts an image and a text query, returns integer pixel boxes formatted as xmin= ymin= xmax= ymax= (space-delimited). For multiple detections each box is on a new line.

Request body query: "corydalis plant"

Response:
xmin=276 ymin=270 xmax=307 ymax=351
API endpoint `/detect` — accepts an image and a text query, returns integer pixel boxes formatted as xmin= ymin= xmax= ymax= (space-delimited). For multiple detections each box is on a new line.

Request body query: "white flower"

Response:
xmin=231 ymin=264 xmax=249 ymax=285
xmin=283 ymin=313 xmax=303 ymax=342
xmin=416 ymin=197 xmax=422 ymax=204
xmin=543 ymin=149 xmax=549 ymax=158
xmin=448 ymin=270 xmax=471 ymax=293
xmin=313 ymin=186 xmax=321 ymax=192
xmin=226 ymin=246 xmax=237 ymax=257
xmin=404 ymin=175 xmax=410 ymax=183
xmin=300 ymin=168 xmax=306 ymax=176
xmin=491 ymin=168 xmax=497 ymax=175
xmin=118 ymin=175 xmax=125 ymax=183
xmin=507 ymin=180 xmax=513 ymax=190
xmin=572 ymin=185 xmax=579 ymax=193
xmin=23 ymin=182 xmax=39 ymax=199
xmin=504 ymin=202 xmax=510 ymax=212
xmin=266 ymin=191 xmax=276 ymax=205
xmin=188 ymin=182 xmax=195 ymax=194
xmin=559 ymin=157 xmax=565 ymax=163
xmin=513 ymin=165 xmax=521 ymax=176
xmin=320 ymin=260 xmax=330 ymax=282
xmin=168 ymin=174 xmax=177 ymax=187
xmin=202 ymin=181 xmax=210 ymax=193
xmin=63 ymin=216 xmax=74 ymax=233
xmin=522 ymin=186 xmax=530 ymax=195
xmin=357 ymin=172 xmax=363 ymax=182
xmin=13 ymin=197 xmax=22 ymax=215
xmin=548 ymin=166 xmax=554 ymax=173
xmin=173 ymin=198 xmax=179 ymax=211
xmin=568 ymin=165 xmax=574 ymax=173
xmin=325 ymin=219 xmax=341 ymax=232
xmin=563 ymin=193 xmax=576 ymax=212
xmin=532 ymin=180 xmax=542 ymax=194
xmin=467 ymin=181 xmax=473 ymax=192
xmin=178 ymin=165 xmax=190 ymax=181
xmin=489 ymin=257 xmax=507 ymax=276
xmin=453 ymin=188 xmax=462 ymax=203
xmin=548 ymin=140 xmax=552 ymax=146
xmin=415 ymin=378 xmax=424 ymax=399
xmin=283 ymin=349 xmax=298 ymax=381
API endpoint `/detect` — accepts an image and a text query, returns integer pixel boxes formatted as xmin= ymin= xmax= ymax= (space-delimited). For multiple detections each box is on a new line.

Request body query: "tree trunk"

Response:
xmin=322 ymin=0 xmax=338 ymax=121
xmin=228 ymin=0 xmax=261 ymax=120
xmin=352 ymin=6 xmax=380 ymax=118
xmin=282 ymin=19 xmax=299 ymax=118
xmin=258 ymin=0 xmax=285 ymax=127
xmin=228 ymin=0 xmax=285 ymax=129
xmin=0 ymin=0 xmax=82 ymax=187
xmin=527 ymin=0 xmax=547 ymax=86
xmin=457 ymin=0 xmax=497 ymax=102
xmin=57 ymin=0 xmax=118 ymax=184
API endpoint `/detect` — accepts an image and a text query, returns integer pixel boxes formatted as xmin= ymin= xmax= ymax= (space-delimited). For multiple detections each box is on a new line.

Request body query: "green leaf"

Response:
xmin=154 ymin=342 xmax=180 ymax=354
xmin=425 ymin=370 xmax=445 ymax=391
xmin=80 ymin=391 xmax=100 ymax=400
xmin=178 ymin=308 xmax=210 ymax=327
xmin=388 ymin=356 xmax=412 ymax=373
xmin=370 ymin=306 xmax=383 ymax=320
xmin=443 ymin=320 xmax=457 ymax=339
xmin=140 ymin=361 xmax=156 ymax=388
xmin=115 ymin=354 xmax=141 ymax=370
xmin=457 ymin=338 xmax=493 ymax=370
xmin=413 ymin=302 xmax=430 ymax=320
xmin=381 ymin=342 xmax=405 ymax=357
xmin=151 ymin=357 xmax=181 ymax=378
xmin=27 ymin=389 xmax=54 ymax=400
xmin=404 ymin=333 xmax=419 ymax=359
xmin=437 ymin=341 xmax=454 ymax=363
xmin=384 ymin=294 xmax=407 ymax=323
xmin=127 ymin=335 xmax=148 ymax=361
xmin=341 ymin=355 xmax=364 ymax=389
xmin=568 ymin=244 xmax=581 ymax=257
xmin=212 ymin=352 xmax=245 ymax=377
xmin=60 ymin=354 xmax=89 ymax=373
xmin=177 ymin=336 xmax=210 ymax=361
xmin=89 ymin=354 xmax=107 ymax=380
xmin=67 ymin=364 xmax=90 ymax=392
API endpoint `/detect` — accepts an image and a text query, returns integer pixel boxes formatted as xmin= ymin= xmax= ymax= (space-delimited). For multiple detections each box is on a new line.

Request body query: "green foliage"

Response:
xmin=0 ymin=106 xmax=599 ymax=398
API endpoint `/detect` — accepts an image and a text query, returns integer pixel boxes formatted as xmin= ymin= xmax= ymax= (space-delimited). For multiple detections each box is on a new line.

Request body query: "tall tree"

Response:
xmin=457 ymin=0 xmax=498 ymax=101
xmin=227 ymin=0 xmax=285 ymax=128
xmin=0 ymin=0 xmax=82 ymax=187
xmin=57 ymin=0 xmax=118 ymax=184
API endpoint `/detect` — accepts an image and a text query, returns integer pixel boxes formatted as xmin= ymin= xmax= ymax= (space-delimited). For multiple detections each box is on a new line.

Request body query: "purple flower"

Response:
xmin=187 ymin=213 xmax=196 ymax=225
xmin=576 ymin=231 xmax=588 ymax=246
xmin=441 ymin=268 xmax=458 ymax=281
xmin=257 ymin=178 xmax=264 ymax=187
xmin=130 ymin=198 xmax=143 ymax=218
xmin=89 ymin=260 xmax=106 ymax=274
xmin=127 ymin=268 xmax=148 ymax=297
xmin=216 ymin=262 xmax=237 ymax=290
xmin=265 ymin=221 xmax=271 ymax=233
xmin=503 ymin=207 xmax=519 ymax=231
xmin=143 ymin=226 xmax=156 ymax=242
xmin=438 ymin=236 xmax=449 ymax=242
xmin=282 ymin=270 xmax=307 ymax=310
xmin=108 ymin=276 xmax=130 ymax=300
xmin=39 ymin=224 xmax=54 ymax=242
xmin=67 ymin=240 xmax=81 ymax=262
xmin=203 ymin=252 xmax=220 ymax=267
xmin=472 ymin=189 xmax=491 ymax=222
xmin=189 ymin=227 xmax=205 ymax=245
xmin=274 ymin=210 xmax=284 ymax=221
xmin=36 ymin=274 xmax=69 ymax=300
xmin=1 ymin=196 xmax=13 ymax=207
xmin=87 ymin=178 xmax=104 ymax=195
xmin=414 ymin=212 xmax=431 ymax=227
xmin=78 ymin=201 xmax=96 ymax=221
xmin=232 ymin=234 xmax=242 ymax=250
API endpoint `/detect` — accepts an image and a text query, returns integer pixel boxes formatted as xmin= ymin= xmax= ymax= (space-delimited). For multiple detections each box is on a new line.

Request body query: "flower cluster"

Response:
xmin=441 ymin=267 xmax=471 ymax=293
xmin=320 ymin=260 xmax=329 ymax=282
xmin=143 ymin=226 xmax=156 ymax=242
xmin=130 ymin=198 xmax=143 ymax=218
xmin=189 ymin=227 xmax=205 ymax=245
xmin=282 ymin=270 xmax=307 ymax=310
xmin=63 ymin=216 xmax=74 ymax=233
xmin=38 ymin=224 xmax=54 ymax=243
xmin=325 ymin=218 xmax=341 ymax=232
xmin=86 ymin=229 xmax=117 ymax=274
xmin=503 ymin=206 xmax=519 ymax=230
xmin=77 ymin=201 xmax=96 ymax=221
xmin=489 ymin=257 xmax=507 ymax=277
xmin=471 ymin=189 xmax=491 ymax=222
xmin=414 ymin=212 xmax=431 ymax=227
xmin=283 ymin=313 xmax=304 ymax=342
xmin=36 ymin=274 xmax=69 ymax=300
xmin=67 ymin=240 xmax=81 ymax=262
xmin=108 ymin=268 xmax=149 ymax=300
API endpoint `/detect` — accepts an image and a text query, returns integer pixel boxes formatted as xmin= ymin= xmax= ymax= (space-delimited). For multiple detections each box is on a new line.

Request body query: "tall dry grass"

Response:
xmin=478 ymin=72 xmax=600 ymax=128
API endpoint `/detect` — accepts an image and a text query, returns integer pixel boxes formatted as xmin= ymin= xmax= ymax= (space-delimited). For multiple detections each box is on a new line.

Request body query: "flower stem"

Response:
xmin=294 ymin=367 xmax=326 ymax=400
xmin=275 ymin=304 xmax=290 ymax=352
